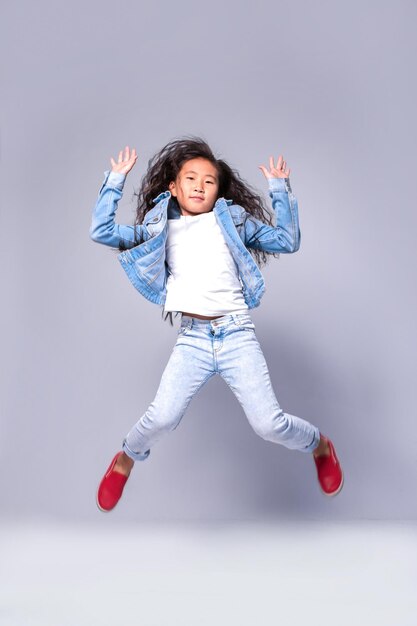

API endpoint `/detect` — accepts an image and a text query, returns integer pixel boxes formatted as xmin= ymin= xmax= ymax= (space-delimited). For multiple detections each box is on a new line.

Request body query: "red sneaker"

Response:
xmin=313 ymin=436 xmax=344 ymax=496
xmin=96 ymin=451 xmax=129 ymax=512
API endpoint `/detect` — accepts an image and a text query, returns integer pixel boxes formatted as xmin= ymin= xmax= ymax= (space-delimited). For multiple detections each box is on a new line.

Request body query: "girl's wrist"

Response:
xmin=110 ymin=169 xmax=127 ymax=178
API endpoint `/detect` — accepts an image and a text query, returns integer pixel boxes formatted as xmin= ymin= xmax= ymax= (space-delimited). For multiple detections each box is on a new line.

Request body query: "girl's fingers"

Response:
xmin=269 ymin=155 xmax=285 ymax=173
xmin=260 ymin=157 xmax=291 ymax=179
xmin=110 ymin=146 xmax=137 ymax=172
xmin=258 ymin=165 xmax=271 ymax=178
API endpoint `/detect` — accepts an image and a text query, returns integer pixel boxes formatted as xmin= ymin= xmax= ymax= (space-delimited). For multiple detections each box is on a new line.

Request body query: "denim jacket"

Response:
xmin=90 ymin=170 xmax=301 ymax=309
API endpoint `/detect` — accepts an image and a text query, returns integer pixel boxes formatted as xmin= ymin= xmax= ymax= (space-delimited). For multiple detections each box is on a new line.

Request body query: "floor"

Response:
xmin=1 ymin=520 xmax=416 ymax=626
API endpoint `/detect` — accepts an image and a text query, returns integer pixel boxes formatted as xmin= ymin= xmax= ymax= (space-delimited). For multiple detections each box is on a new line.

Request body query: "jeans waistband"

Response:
xmin=181 ymin=311 xmax=252 ymax=328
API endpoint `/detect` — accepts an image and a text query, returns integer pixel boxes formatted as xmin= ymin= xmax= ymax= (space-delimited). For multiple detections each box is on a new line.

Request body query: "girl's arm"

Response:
xmin=90 ymin=145 xmax=148 ymax=249
xmin=244 ymin=154 xmax=300 ymax=253
xmin=89 ymin=170 xmax=148 ymax=248
xmin=244 ymin=176 xmax=300 ymax=253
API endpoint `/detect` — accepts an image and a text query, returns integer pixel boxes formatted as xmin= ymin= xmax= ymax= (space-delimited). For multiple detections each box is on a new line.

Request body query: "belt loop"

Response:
xmin=233 ymin=313 xmax=241 ymax=326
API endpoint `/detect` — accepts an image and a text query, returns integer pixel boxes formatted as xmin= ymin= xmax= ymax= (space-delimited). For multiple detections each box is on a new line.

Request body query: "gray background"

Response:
xmin=1 ymin=0 xmax=416 ymax=522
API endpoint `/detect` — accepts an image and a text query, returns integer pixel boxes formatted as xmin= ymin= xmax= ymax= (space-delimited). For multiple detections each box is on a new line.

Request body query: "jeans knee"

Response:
xmin=141 ymin=408 xmax=182 ymax=434
xmin=254 ymin=410 xmax=291 ymax=441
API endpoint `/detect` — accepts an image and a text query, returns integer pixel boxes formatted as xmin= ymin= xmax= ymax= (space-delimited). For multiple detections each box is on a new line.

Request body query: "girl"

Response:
xmin=90 ymin=137 xmax=343 ymax=512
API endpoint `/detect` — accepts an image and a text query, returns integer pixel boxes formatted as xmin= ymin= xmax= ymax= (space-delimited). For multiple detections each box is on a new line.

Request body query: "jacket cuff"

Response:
xmin=103 ymin=170 xmax=126 ymax=190
xmin=268 ymin=177 xmax=291 ymax=193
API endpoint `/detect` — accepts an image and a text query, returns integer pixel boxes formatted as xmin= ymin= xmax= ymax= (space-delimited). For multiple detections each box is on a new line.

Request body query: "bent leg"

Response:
xmin=122 ymin=335 xmax=215 ymax=461
xmin=217 ymin=328 xmax=320 ymax=453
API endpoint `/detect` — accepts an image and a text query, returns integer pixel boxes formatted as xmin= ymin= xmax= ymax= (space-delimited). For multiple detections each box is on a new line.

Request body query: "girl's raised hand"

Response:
xmin=110 ymin=145 xmax=138 ymax=175
xmin=258 ymin=155 xmax=290 ymax=180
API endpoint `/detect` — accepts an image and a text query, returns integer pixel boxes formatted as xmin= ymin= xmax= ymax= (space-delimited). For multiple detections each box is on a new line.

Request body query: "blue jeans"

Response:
xmin=122 ymin=312 xmax=321 ymax=461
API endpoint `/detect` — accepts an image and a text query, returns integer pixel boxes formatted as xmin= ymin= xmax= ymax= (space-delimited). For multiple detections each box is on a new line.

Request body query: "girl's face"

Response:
xmin=169 ymin=157 xmax=219 ymax=217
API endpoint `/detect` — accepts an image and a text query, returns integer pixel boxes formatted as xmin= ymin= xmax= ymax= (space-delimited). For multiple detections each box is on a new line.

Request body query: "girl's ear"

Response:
xmin=168 ymin=180 xmax=177 ymax=196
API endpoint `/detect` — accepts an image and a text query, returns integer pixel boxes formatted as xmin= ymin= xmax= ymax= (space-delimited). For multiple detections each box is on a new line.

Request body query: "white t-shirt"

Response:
xmin=163 ymin=211 xmax=249 ymax=316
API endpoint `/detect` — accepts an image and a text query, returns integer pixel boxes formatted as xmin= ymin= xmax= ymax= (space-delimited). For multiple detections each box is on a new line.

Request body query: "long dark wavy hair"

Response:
xmin=121 ymin=136 xmax=280 ymax=323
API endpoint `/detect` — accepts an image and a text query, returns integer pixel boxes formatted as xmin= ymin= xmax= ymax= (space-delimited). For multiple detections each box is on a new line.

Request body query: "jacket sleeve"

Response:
xmin=89 ymin=170 xmax=148 ymax=248
xmin=244 ymin=177 xmax=301 ymax=253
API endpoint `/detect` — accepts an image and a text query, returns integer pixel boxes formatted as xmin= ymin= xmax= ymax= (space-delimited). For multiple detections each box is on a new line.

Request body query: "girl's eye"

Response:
xmin=186 ymin=176 xmax=214 ymax=184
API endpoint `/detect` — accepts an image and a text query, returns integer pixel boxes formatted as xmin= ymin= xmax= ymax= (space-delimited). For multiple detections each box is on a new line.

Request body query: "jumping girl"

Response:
xmin=90 ymin=137 xmax=344 ymax=512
